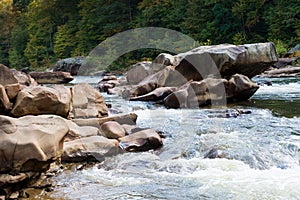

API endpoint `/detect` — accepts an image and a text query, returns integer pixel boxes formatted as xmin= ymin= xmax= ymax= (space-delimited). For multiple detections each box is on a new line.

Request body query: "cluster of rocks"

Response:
xmin=258 ymin=44 xmax=300 ymax=78
xmin=0 ymin=64 xmax=162 ymax=198
xmin=259 ymin=65 xmax=300 ymax=78
xmin=99 ymin=43 xmax=278 ymax=107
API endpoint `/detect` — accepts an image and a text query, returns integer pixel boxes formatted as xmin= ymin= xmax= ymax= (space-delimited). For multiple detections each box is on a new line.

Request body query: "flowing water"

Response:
xmin=47 ymin=76 xmax=300 ymax=200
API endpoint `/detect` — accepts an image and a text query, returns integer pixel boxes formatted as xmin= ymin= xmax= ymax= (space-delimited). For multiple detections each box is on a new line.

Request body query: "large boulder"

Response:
xmin=53 ymin=56 xmax=85 ymax=76
xmin=69 ymin=83 xmax=108 ymax=119
xmin=62 ymin=136 xmax=120 ymax=162
xmin=171 ymin=42 xmax=278 ymax=81
xmin=29 ymin=71 xmax=74 ymax=84
xmin=164 ymin=74 xmax=259 ymax=108
xmin=11 ymin=85 xmax=71 ymax=117
xmin=0 ymin=115 xmax=69 ymax=173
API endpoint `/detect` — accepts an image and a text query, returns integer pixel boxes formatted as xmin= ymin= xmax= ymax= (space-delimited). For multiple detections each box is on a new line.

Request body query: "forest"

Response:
xmin=0 ymin=0 xmax=299 ymax=71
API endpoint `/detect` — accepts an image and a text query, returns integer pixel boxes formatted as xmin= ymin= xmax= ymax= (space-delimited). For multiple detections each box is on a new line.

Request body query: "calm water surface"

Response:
xmin=45 ymin=76 xmax=300 ymax=200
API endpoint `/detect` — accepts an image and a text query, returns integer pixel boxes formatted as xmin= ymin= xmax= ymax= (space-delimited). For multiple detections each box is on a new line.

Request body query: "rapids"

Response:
xmin=47 ymin=76 xmax=300 ymax=200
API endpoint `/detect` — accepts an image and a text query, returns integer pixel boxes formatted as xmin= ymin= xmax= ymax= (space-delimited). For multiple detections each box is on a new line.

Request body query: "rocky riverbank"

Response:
xmin=0 ymin=64 xmax=162 ymax=199
xmin=1 ymin=42 xmax=292 ymax=199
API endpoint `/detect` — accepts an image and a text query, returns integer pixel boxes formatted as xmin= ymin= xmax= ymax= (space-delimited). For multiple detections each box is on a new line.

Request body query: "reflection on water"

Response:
xmin=47 ymin=76 xmax=300 ymax=199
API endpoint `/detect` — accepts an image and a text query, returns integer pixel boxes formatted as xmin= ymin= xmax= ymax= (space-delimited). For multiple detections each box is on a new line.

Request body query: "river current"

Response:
xmin=47 ymin=76 xmax=300 ymax=200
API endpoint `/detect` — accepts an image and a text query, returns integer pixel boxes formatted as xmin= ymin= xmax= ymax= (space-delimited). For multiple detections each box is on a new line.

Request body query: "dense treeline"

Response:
xmin=0 ymin=0 xmax=299 ymax=71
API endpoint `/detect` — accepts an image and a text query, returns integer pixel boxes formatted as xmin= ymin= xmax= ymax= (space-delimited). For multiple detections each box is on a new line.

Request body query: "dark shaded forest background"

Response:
xmin=0 ymin=0 xmax=299 ymax=71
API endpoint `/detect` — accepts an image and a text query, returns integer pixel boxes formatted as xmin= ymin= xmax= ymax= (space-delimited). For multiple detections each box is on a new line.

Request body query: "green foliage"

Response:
xmin=54 ymin=21 xmax=79 ymax=59
xmin=263 ymin=0 xmax=300 ymax=48
xmin=0 ymin=0 xmax=299 ymax=71
xmin=233 ymin=32 xmax=247 ymax=45
xmin=270 ymin=39 xmax=288 ymax=57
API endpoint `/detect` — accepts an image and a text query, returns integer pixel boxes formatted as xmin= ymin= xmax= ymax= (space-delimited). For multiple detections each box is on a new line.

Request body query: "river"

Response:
xmin=43 ymin=76 xmax=300 ymax=199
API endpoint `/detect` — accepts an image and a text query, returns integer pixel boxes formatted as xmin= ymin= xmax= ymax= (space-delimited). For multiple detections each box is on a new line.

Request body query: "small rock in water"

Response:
xmin=225 ymin=109 xmax=252 ymax=118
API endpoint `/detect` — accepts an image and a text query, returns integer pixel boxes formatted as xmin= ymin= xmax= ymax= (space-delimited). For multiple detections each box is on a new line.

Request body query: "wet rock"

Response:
xmin=0 ymin=85 xmax=11 ymax=113
xmin=110 ymin=43 xmax=276 ymax=101
xmin=100 ymin=121 xmax=126 ymax=139
xmin=164 ymin=88 xmax=189 ymax=108
xmin=53 ymin=56 xmax=85 ymax=76
xmin=72 ymin=113 xmax=138 ymax=128
xmin=225 ymin=109 xmax=252 ymax=118
xmin=164 ymin=74 xmax=259 ymax=108
xmin=226 ymin=74 xmax=259 ymax=102
xmin=259 ymin=66 xmax=300 ymax=78
xmin=130 ymin=87 xmax=177 ymax=102
xmin=11 ymin=85 xmax=71 ymax=118
xmin=4 ymin=83 xmax=22 ymax=100
xmin=121 ymin=124 xmax=147 ymax=135
xmin=29 ymin=71 xmax=74 ymax=84
xmin=0 ymin=115 xmax=68 ymax=173
xmin=98 ymin=77 xmax=120 ymax=92
xmin=150 ymin=53 xmax=175 ymax=71
xmin=69 ymin=83 xmax=108 ymax=119
xmin=119 ymin=129 xmax=163 ymax=152
xmin=64 ymin=119 xmax=101 ymax=141
xmin=124 ymin=81 xmax=159 ymax=99
xmin=273 ymin=57 xmax=299 ymax=68
xmin=62 ymin=136 xmax=120 ymax=162
xmin=204 ymin=148 xmax=229 ymax=159
xmin=126 ymin=61 xmax=152 ymax=84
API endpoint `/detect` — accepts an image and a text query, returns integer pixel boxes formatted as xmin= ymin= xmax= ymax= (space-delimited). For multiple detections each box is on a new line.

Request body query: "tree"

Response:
xmin=0 ymin=0 xmax=15 ymax=66
xmin=264 ymin=0 xmax=300 ymax=48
